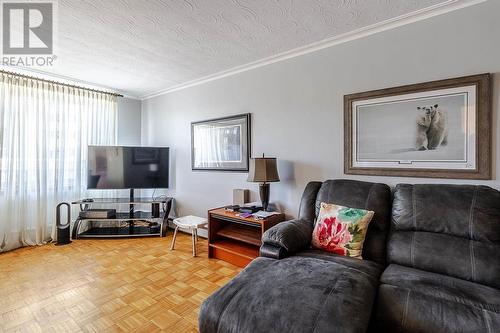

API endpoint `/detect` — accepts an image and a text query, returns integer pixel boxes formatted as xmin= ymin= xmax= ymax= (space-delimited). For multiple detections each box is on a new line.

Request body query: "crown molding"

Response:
xmin=0 ymin=66 xmax=139 ymax=99
xmin=141 ymin=0 xmax=486 ymax=100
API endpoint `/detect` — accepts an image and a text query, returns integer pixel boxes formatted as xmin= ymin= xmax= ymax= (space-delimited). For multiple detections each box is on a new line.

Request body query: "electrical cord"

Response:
xmin=150 ymin=190 xmax=169 ymax=213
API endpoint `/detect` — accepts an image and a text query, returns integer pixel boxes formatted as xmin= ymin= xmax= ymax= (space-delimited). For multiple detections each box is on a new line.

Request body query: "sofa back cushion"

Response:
xmin=388 ymin=184 xmax=500 ymax=289
xmin=298 ymin=181 xmax=322 ymax=223
xmin=307 ymin=179 xmax=391 ymax=265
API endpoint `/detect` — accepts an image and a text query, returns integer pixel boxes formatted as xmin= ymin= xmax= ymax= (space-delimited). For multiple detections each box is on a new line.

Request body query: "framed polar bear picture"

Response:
xmin=344 ymin=74 xmax=491 ymax=179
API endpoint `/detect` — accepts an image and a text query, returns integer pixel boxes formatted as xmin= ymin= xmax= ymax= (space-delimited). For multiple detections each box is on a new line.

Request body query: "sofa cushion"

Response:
xmin=314 ymin=179 xmax=391 ymax=265
xmin=199 ymin=255 xmax=383 ymax=333
xmin=373 ymin=264 xmax=500 ymax=332
xmin=389 ymin=184 xmax=500 ymax=289
xmin=312 ymin=202 xmax=374 ymax=258
xmin=296 ymin=249 xmax=383 ymax=274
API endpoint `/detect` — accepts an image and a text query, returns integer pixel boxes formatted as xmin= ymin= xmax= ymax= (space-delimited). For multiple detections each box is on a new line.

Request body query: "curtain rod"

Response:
xmin=0 ymin=69 xmax=124 ymax=97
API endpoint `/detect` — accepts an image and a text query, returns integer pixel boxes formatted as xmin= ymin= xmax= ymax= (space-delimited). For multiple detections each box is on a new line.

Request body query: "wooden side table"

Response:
xmin=208 ymin=208 xmax=285 ymax=268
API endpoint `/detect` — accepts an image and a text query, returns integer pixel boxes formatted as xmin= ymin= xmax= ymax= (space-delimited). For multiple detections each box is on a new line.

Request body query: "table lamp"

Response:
xmin=247 ymin=154 xmax=280 ymax=211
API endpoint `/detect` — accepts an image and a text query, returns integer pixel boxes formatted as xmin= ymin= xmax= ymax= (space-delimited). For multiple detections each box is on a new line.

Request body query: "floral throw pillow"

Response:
xmin=311 ymin=202 xmax=374 ymax=259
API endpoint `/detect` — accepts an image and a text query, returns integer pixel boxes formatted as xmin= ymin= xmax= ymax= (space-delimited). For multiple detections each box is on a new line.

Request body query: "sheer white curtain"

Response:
xmin=0 ymin=73 xmax=117 ymax=252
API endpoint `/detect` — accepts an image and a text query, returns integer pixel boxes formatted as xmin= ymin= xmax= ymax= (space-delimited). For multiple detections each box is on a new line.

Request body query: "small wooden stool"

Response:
xmin=170 ymin=215 xmax=208 ymax=256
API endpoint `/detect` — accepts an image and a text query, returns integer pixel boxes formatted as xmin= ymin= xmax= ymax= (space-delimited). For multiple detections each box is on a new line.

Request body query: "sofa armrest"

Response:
xmin=260 ymin=219 xmax=313 ymax=259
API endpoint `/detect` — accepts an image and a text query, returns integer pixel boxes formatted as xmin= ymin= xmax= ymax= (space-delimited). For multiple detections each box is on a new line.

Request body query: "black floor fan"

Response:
xmin=56 ymin=202 xmax=71 ymax=245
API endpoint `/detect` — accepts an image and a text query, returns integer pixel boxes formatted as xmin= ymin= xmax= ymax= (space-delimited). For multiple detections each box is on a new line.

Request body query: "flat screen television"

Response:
xmin=87 ymin=146 xmax=169 ymax=189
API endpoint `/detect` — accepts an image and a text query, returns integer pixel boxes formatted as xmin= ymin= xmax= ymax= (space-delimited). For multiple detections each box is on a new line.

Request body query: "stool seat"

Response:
xmin=173 ymin=215 xmax=207 ymax=228
xmin=171 ymin=215 xmax=207 ymax=256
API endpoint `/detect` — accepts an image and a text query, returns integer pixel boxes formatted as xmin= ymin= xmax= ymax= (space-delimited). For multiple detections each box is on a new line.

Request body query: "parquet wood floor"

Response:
xmin=0 ymin=233 xmax=241 ymax=333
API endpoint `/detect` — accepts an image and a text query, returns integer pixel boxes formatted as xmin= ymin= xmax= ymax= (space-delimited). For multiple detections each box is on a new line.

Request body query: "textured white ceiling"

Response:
xmin=13 ymin=0 xmax=472 ymax=97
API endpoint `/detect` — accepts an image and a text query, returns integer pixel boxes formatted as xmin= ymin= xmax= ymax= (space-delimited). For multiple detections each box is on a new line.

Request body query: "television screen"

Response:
xmin=87 ymin=146 xmax=169 ymax=189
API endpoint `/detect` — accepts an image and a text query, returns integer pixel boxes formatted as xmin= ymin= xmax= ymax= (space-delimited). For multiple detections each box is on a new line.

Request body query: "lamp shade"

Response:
xmin=247 ymin=157 xmax=280 ymax=183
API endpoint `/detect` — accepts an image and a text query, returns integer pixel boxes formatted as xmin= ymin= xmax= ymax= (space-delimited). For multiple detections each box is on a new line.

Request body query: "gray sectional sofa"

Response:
xmin=199 ymin=179 xmax=500 ymax=333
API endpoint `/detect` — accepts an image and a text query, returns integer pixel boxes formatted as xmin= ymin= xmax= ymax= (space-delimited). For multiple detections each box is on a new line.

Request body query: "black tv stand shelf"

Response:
xmin=79 ymin=225 xmax=162 ymax=238
xmin=71 ymin=195 xmax=173 ymax=239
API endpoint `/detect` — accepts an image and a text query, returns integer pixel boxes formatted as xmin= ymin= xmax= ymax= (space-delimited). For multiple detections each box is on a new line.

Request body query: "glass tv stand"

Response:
xmin=71 ymin=197 xmax=173 ymax=239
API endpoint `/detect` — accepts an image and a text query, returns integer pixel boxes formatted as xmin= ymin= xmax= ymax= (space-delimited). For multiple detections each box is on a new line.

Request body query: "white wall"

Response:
xmin=118 ymin=97 xmax=141 ymax=145
xmin=141 ymin=1 xmax=500 ymax=219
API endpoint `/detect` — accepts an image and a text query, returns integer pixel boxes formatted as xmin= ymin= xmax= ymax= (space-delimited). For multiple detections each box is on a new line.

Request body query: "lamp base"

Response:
xmin=259 ymin=183 xmax=270 ymax=211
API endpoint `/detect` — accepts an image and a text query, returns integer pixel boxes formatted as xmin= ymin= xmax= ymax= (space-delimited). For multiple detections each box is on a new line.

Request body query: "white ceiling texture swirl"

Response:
xmin=9 ymin=0 xmax=485 ymax=98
